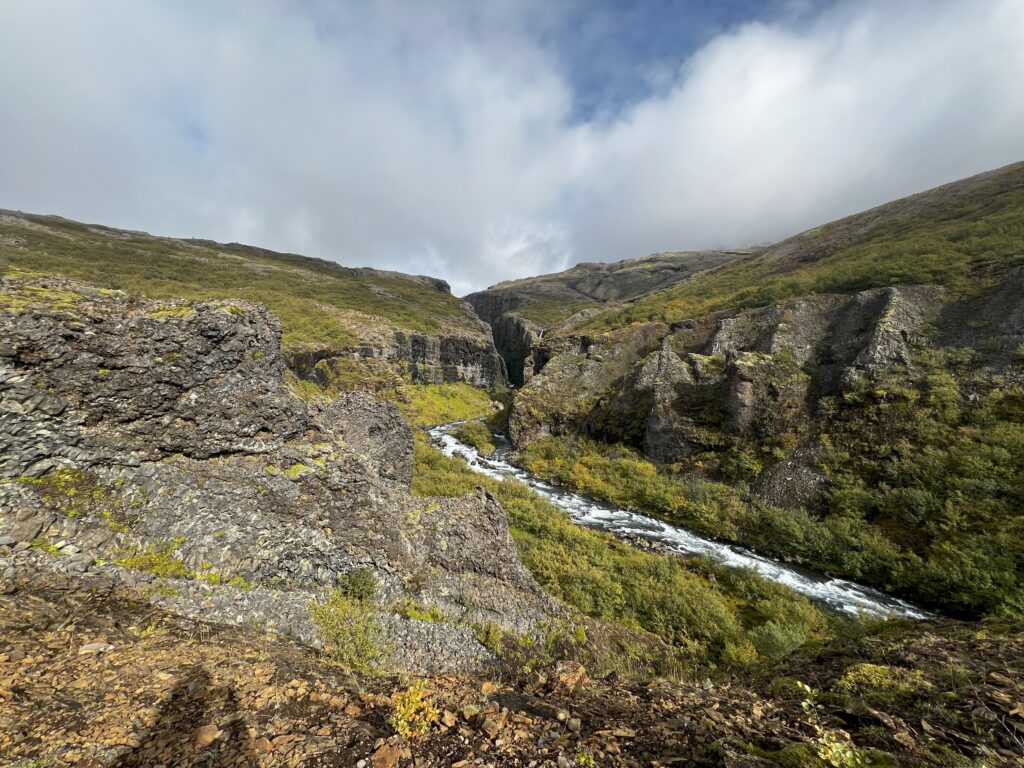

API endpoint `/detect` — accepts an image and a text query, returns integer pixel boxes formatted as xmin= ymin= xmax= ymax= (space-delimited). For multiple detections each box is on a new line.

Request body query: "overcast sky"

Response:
xmin=1 ymin=1 xmax=1022 ymax=295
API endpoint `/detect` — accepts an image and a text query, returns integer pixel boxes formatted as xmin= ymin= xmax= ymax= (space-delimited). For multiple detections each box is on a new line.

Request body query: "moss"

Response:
xmin=392 ymin=597 xmax=445 ymax=623
xmin=15 ymin=468 xmax=140 ymax=531
xmin=147 ymin=304 xmax=194 ymax=320
xmin=0 ymin=283 xmax=85 ymax=315
xmin=283 ymin=462 xmax=311 ymax=479
xmin=222 ymin=303 xmax=245 ymax=317
xmin=116 ymin=540 xmax=194 ymax=579
xmin=31 ymin=539 xmax=62 ymax=556
xmin=251 ymin=349 xmax=266 ymax=360
xmin=831 ymin=663 xmax=931 ymax=707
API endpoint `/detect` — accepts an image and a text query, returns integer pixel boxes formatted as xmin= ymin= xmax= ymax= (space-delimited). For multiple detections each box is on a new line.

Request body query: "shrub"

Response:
xmin=335 ymin=568 xmax=379 ymax=602
xmin=309 ymin=587 xmax=392 ymax=673
xmin=452 ymin=419 xmax=497 ymax=456
xmin=749 ymin=621 xmax=807 ymax=660
xmin=389 ymin=680 xmax=439 ymax=737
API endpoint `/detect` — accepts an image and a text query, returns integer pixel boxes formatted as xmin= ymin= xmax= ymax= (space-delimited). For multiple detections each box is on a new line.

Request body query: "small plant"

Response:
xmin=392 ymin=597 xmax=445 ymax=623
xmin=798 ymin=682 xmax=867 ymax=768
xmin=309 ymin=584 xmax=391 ymax=673
xmin=336 ymin=568 xmax=379 ymax=601
xmin=389 ymin=680 xmax=439 ymax=737
xmin=31 ymin=539 xmax=62 ymax=556
xmin=575 ymin=748 xmax=597 ymax=767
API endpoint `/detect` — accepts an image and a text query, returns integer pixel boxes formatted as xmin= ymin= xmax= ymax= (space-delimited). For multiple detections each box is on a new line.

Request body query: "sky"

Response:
xmin=1 ymin=1 xmax=1022 ymax=296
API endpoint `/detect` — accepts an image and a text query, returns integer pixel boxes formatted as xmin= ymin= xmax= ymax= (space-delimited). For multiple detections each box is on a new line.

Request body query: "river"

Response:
xmin=429 ymin=422 xmax=929 ymax=620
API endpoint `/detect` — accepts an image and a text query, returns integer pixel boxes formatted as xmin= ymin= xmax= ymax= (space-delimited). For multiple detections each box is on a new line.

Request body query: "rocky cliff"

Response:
xmin=466 ymin=251 xmax=743 ymax=385
xmin=0 ymin=276 xmax=552 ymax=673
xmin=0 ymin=210 xmax=508 ymax=390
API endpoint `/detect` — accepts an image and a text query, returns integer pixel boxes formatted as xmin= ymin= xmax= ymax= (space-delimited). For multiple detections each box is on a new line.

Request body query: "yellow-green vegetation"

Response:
xmin=0 ymin=213 xmax=477 ymax=351
xmin=0 ymin=281 xmax=86 ymax=316
xmin=798 ymin=682 xmax=870 ymax=768
xmin=577 ymin=166 xmax=1024 ymax=334
xmin=147 ymin=304 xmax=195 ymax=320
xmin=309 ymin=581 xmax=392 ymax=674
xmin=388 ymin=382 xmax=495 ymax=428
xmin=12 ymin=468 xmax=140 ymax=532
xmin=283 ymin=462 xmax=312 ymax=479
xmin=30 ymin=539 xmax=63 ymax=556
xmin=335 ymin=568 xmax=380 ymax=601
xmin=116 ymin=539 xmax=194 ymax=579
xmin=519 ymin=349 xmax=1024 ymax=620
xmin=476 ymin=619 xmax=593 ymax=679
xmin=389 ymin=680 xmax=439 ymax=738
xmin=413 ymin=435 xmax=839 ymax=668
xmin=829 ymin=663 xmax=931 ymax=708
xmin=391 ymin=597 xmax=445 ymax=623
xmin=514 ymin=298 xmax=599 ymax=329
xmin=284 ymin=357 xmax=496 ymax=430
xmin=451 ymin=419 xmax=496 ymax=456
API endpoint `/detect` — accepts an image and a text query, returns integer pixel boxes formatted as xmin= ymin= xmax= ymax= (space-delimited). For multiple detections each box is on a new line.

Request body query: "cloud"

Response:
xmin=0 ymin=0 xmax=1021 ymax=295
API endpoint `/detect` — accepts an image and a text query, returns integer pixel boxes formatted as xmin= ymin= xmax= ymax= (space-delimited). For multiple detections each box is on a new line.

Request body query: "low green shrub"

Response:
xmin=309 ymin=587 xmax=392 ymax=673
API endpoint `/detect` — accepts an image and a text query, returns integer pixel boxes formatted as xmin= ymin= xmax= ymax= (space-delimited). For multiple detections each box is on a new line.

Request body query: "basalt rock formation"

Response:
xmin=0 ymin=209 xmax=508 ymax=390
xmin=466 ymin=251 xmax=743 ymax=385
xmin=0 ymin=276 xmax=554 ymax=673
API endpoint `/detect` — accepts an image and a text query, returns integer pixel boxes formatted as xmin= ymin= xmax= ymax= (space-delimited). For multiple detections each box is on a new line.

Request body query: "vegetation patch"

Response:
xmin=392 ymin=597 xmax=445 ymax=623
xmin=389 ymin=680 xmax=439 ymax=737
xmin=412 ymin=435 xmax=841 ymax=670
xmin=451 ymin=419 xmax=496 ymax=456
xmin=116 ymin=539 xmax=194 ymax=579
xmin=309 ymin=586 xmax=392 ymax=674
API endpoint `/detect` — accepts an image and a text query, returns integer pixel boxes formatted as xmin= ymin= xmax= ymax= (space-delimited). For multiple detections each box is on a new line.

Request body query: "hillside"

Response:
xmin=500 ymin=161 xmax=1024 ymax=620
xmin=0 ymin=210 xmax=506 ymax=388
xmin=576 ymin=160 xmax=1024 ymax=334
xmin=466 ymin=250 xmax=744 ymax=385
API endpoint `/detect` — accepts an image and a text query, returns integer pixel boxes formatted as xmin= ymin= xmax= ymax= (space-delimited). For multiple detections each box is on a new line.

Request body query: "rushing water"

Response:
xmin=429 ymin=422 xmax=930 ymax=619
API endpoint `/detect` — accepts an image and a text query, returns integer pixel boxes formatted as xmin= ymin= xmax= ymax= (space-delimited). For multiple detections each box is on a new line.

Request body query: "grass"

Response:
xmin=412 ymin=433 xmax=843 ymax=669
xmin=574 ymin=164 xmax=1024 ymax=334
xmin=515 ymin=347 xmax=1024 ymax=619
xmin=0 ymin=211 xmax=479 ymax=352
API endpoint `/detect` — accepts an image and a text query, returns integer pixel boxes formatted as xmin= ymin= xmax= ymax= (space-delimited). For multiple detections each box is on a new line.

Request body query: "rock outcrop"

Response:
xmin=466 ymin=251 xmax=742 ymax=385
xmin=507 ymin=281 xmax=987 ymax=509
xmin=0 ymin=209 xmax=508 ymax=390
xmin=0 ymin=276 xmax=554 ymax=673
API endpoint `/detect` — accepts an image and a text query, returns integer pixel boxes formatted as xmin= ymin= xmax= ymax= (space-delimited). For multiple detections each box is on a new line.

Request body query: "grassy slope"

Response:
xmin=574 ymin=161 xmax=1024 ymax=334
xmin=513 ymin=161 xmax=1024 ymax=619
xmin=478 ymin=251 xmax=743 ymax=331
xmin=0 ymin=210 xmax=478 ymax=352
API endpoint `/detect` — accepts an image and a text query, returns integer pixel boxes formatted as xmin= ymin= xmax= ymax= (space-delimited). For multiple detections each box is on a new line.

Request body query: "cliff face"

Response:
xmin=0 ymin=210 xmax=508 ymax=390
xmin=465 ymin=251 xmax=742 ymax=385
xmin=508 ymin=279 xmax=1012 ymax=509
xmin=507 ymin=160 xmax=1024 ymax=515
xmin=0 ymin=276 xmax=551 ymax=673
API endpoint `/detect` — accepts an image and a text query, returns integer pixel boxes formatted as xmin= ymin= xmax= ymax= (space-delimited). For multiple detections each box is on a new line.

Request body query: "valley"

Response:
xmin=2 ymin=161 xmax=1023 ymax=766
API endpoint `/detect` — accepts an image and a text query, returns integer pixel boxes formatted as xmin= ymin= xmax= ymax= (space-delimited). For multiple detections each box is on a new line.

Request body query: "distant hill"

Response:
xmin=0 ymin=210 xmax=506 ymax=388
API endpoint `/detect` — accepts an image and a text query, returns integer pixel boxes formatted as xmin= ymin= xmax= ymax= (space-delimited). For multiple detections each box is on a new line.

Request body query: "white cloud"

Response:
xmin=0 ymin=0 xmax=1021 ymax=295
